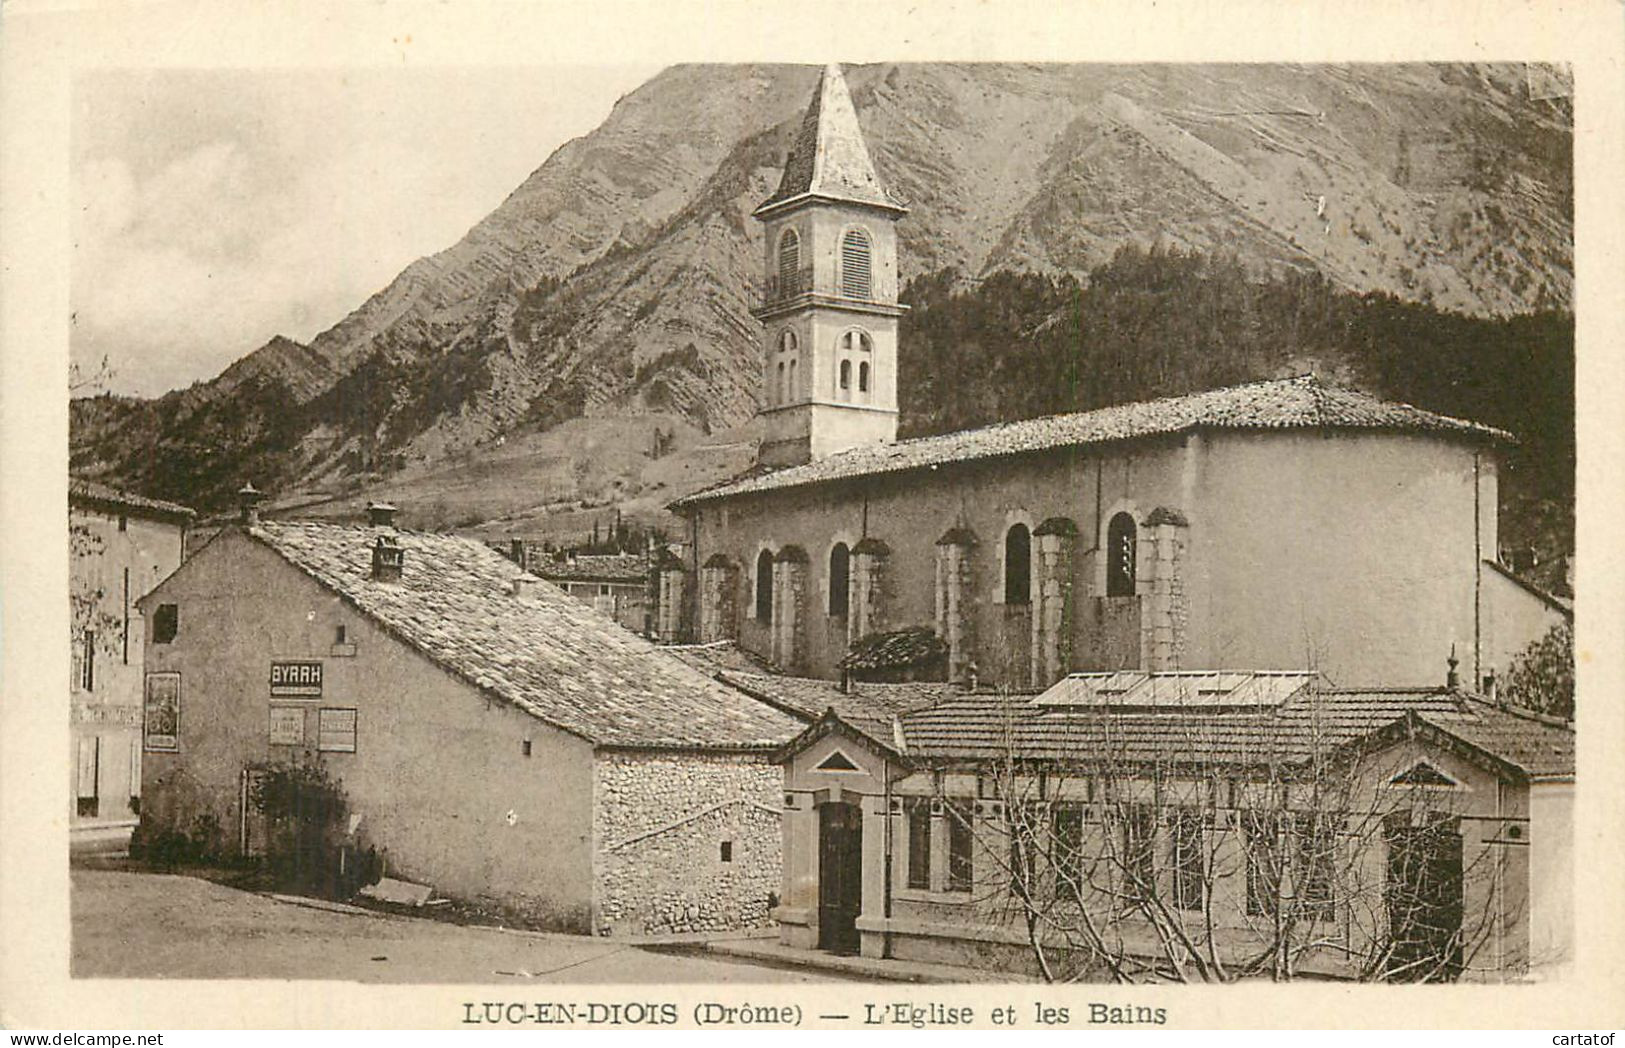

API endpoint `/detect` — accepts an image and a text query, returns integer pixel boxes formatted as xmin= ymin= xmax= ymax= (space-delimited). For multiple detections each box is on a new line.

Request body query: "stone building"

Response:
xmin=664 ymin=63 xmax=1561 ymax=695
xmin=773 ymin=670 xmax=1574 ymax=980
xmin=69 ymin=479 xmax=192 ymax=844
xmin=135 ymin=496 xmax=801 ymax=935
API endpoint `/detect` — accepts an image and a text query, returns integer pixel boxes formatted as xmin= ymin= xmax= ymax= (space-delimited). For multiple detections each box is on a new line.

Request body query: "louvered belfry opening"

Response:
xmin=840 ymin=228 xmax=872 ymax=299
xmin=778 ymin=228 xmax=800 ymax=287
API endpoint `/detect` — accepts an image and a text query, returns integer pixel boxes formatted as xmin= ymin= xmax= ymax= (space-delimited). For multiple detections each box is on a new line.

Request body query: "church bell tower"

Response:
xmin=751 ymin=63 xmax=907 ymax=468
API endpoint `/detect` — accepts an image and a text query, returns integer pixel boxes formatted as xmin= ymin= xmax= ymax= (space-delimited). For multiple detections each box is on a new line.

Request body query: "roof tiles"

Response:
xmin=756 ymin=64 xmax=905 ymax=216
xmin=250 ymin=522 xmax=800 ymax=750
xmin=70 ymin=478 xmax=195 ymax=520
xmin=673 ymin=376 xmax=1513 ymax=508
xmin=892 ymin=678 xmax=1573 ymax=780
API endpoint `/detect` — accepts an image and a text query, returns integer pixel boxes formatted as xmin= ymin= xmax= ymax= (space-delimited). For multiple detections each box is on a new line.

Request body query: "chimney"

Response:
xmin=511 ymin=576 xmax=545 ymax=599
xmin=1481 ymin=669 xmax=1499 ymax=705
xmin=510 ymin=538 xmax=526 ymax=567
xmin=371 ymin=534 xmax=404 ymax=583
xmin=366 ymin=501 xmax=397 ymax=528
xmin=238 ymin=482 xmax=264 ymax=526
xmin=1446 ymin=645 xmax=1460 ymax=690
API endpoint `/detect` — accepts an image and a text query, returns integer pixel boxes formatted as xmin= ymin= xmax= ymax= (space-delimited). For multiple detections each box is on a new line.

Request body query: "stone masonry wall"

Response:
xmin=1139 ymin=516 xmax=1189 ymax=671
xmin=771 ymin=554 xmax=809 ymax=672
xmin=849 ymin=542 xmax=889 ymax=644
xmin=594 ymin=751 xmax=783 ymax=937
xmin=698 ymin=560 xmax=738 ymax=644
xmin=1031 ymin=519 xmax=1078 ymax=688
xmin=934 ymin=536 xmax=978 ymax=684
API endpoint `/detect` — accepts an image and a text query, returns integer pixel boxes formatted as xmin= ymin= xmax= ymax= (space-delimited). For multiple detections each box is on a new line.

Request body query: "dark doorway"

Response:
xmin=818 ymin=801 xmax=863 ymax=954
xmin=1384 ymin=813 xmax=1465 ymax=982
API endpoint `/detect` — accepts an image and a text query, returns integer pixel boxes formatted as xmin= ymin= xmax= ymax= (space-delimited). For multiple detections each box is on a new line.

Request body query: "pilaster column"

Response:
xmin=697 ymin=554 xmax=739 ymax=644
xmin=1138 ymin=507 xmax=1190 ymax=672
xmin=934 ymin=527 xmax=979 ymax=684
xmin=653 ymin=549 xmax=687 ymax=644
xmin=772 ymin=545 xmax=809 ymax=672
xmin=849 ymin=538 xmax=890 ymax=645
xmin=1031 ymin=517 xmax=1079 ymax=688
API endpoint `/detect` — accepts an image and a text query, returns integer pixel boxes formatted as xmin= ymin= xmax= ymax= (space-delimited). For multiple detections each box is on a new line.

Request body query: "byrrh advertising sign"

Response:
xmin=269 ymin=660 xmax=323 ymax=696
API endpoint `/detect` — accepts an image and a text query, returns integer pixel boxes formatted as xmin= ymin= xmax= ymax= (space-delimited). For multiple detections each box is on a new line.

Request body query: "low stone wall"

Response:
xmin=594 ymin=751 xmax=783 ymax=936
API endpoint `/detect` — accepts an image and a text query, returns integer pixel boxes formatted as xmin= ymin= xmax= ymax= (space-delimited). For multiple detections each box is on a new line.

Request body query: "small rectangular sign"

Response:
xmin=143 ymin=672 xmax=180 ymax=752
xmin=269 ymin=705 xmax=306 ymax=746
xmin=317 ymin=707 xmax=357 ymax=753
xmin=270 ymin=660 xmax=323 ymax=696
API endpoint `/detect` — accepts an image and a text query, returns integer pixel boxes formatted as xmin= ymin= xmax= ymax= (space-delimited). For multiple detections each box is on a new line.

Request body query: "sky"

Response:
xmin=70 ymin=65 xmax=663 ymax=397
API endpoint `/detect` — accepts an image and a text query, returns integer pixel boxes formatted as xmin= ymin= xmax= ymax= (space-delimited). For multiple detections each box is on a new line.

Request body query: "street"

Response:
xmin=71 ymin=868 xmax=844 ymax=983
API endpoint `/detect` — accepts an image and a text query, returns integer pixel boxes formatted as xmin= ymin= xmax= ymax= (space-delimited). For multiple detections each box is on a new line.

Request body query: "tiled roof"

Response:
xmin=667 ymin=642 xmax=950 ymax=748
xmin=70 ymin=478 xmax=195 ymax=520
xmin=1416 ymin=700 xmax=1575 ymax=780
xmin=893 ymin=678 xmax=1572 ymax=780
xmin=247 ymin=523 xmax=800 ymax=750
xmin=839 ymin=626 xmax=948 ymax=671
xmin=533 ymin=554 xmax=649 ymax=584
xmin=755 ymin=64 xmax=905 ymax=216
xmin=672 ymin=376 xmax=1514 ymax=508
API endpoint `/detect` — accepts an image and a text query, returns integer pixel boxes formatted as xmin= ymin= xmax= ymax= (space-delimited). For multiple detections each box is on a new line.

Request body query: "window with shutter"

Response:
xmin=778 ymin=228 xmax=800 ymax=287
xmin=840 ymin=228 xmax=872 ymax=298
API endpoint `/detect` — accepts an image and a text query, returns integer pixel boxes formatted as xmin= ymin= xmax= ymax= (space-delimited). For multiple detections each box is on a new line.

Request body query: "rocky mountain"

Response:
xmin=71 ymin=62 xmax=1572 ymax=519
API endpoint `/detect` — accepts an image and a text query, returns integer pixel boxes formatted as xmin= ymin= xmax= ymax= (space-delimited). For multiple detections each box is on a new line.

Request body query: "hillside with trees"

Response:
xmin=897 ymin=246 xmax=1573 ymax=595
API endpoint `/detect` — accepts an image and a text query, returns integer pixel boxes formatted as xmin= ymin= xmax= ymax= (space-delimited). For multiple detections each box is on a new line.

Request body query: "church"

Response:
xmin=662 ymin=64 xmax=1565 ymax=695
xmin=656 ymin=65 xmax=1572 ymax=979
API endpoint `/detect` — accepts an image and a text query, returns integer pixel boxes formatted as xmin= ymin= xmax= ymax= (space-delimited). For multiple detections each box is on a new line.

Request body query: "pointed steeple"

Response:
xmin=755 ymin=64 xmax=905 ymax=218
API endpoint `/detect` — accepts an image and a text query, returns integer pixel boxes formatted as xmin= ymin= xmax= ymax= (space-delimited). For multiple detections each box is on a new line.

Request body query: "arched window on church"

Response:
xmin=840 ymin=228 xmax=873 ymax=299
xmin=779 ymin=329 xmax=797 ymax=355
xmin=774 ymin=361 xmax=785 ymax=406
xmin=778 ymin=228 xmax=800 ymax=292
xmin=828 ymin=542 xmax=850 ymax=618
xmin=756 ymin=549 xmax=774 ymax=623
xmin=787 ymin=358 xmax=798 ymax=400
xmin=858 ymin=361 xmax=870 ymax=395
xmin=1107 ymin=512 xmax=1137 ymax=597
xmin=838 ymin=359 xmax=852 ymax=396
xmin=1004 ymin=523 xmax=1031 ymax=605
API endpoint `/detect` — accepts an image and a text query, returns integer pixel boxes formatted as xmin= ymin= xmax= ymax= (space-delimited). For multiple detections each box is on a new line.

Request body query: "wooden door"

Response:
xmin=818 ymin=801 xmax=863 ymax=954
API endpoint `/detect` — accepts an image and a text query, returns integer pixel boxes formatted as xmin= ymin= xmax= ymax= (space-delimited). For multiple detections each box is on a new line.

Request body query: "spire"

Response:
xmin=756 ymin=63 xmax=904 ymax=217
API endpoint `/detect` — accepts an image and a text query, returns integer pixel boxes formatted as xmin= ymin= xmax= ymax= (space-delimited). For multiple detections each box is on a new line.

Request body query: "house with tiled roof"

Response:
xmin=529 ymin=552 xmax=653 ymax=637
xmin=133 ymin=495 xmax=803 ymax=936
xmin=773 ymin=668 xmax=1573 ymax=980
xmin=69 ymin=478 xmax=193 ymax=845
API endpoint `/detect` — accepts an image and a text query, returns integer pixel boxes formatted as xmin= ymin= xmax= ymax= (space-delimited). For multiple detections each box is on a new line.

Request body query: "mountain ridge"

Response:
xmin=71 ymin=62 xmax=1572 ymax=520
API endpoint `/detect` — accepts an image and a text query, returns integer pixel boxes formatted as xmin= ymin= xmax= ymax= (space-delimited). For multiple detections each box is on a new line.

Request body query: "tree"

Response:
xmin=1500 ymin=621 xmax=1574 ymax=719
xmin=69 ymin=517 xmax=125 ymax=685
xmin=924 ymin=687 xmax=1527 ymax=983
